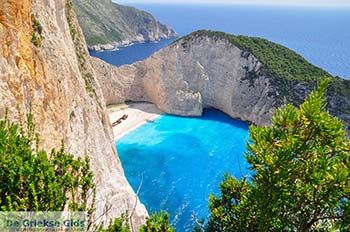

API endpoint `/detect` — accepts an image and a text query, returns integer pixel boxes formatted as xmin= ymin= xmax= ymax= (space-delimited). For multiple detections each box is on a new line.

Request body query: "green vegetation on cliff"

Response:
xmin=206 ymin=79 xmax=350 ymax=231
xmin=0 ymin=112 xmax=174 ymax=231
xmin=31 ymin=17 xmax=43 ymax=47
xmin=72 ymin=0 xmax=122 ymax=46
xmin=72 ymin=0 xmax=176 ymax=47
xmin=180 ymin=30 xmax=330 ymax=81
xmin=0 ymin=112 xmax=95 ymax=216
xmin=140 ymin=212 xmax=174 ymax=232
xmin=178 ymin=30 xmax=350 ymax=121
xmin=100 ymin=211 xmax=174 ymax=232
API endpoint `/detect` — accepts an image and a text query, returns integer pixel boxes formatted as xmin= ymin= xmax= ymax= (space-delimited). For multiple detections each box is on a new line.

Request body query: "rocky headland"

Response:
xmin=93 ymin=30 xmax=350 ymax=132
xmin=72 ymin=0 xmax=177 ymax=51
xmin=1 ymin=0 xmax=349 ymax=229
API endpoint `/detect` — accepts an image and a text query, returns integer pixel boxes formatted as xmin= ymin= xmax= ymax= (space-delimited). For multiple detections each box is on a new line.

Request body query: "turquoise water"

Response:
xmin=104 ymin=5 xmax=350 ymax=230
xmin=116 ymin=109 xmax=250 ymax=231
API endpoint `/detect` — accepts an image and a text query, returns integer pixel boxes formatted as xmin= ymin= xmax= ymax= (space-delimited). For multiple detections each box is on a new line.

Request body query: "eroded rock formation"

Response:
xmin=93 ymin=31 xmax=350 ymax=131
xmin=0 ymin=0 xmax=147 ymax=229
xmin=93 ymin=34 xmax=284 ymax=126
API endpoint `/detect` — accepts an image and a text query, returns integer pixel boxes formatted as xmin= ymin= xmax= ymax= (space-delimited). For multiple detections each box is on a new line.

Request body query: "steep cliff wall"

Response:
xmin=93 ymin=31 xmax=350 ymax=131
xmin=0 ymin=0 xmax=147 ymax=228
xmin=72 ymin=0 xmax=177 ymax=51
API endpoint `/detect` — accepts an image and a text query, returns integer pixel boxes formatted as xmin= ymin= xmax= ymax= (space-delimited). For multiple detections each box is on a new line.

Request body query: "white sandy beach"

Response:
xmin=108 ymin=102 xmax=162 ymax=141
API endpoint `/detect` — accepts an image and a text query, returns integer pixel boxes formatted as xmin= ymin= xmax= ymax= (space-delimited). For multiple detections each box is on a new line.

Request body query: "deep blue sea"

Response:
xmin=90 ymin=38 xmax=175 ymax=66
xmin=117 ymin=109 xmax=250 ymax=231
xmin=91 ymin=4 xmax=350 ymax=78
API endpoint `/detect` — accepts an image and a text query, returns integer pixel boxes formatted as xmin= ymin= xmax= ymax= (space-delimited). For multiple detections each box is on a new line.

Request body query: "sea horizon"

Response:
xmin=96 ymin=3 xmax=350 ymax=78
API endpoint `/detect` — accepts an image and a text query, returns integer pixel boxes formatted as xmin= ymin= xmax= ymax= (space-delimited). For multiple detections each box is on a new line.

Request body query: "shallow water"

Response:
xmin=107 ymin=5 xmax=350 ymax=230
xmin=116 ymin=109 xmax=250 ymax=231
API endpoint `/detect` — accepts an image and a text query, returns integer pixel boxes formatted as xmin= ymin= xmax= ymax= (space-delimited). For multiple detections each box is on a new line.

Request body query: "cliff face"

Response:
xmin=92 ymin=33 xmax=285 ymax=126
xmin=93 ymin=31 xmax=350 ymax=131
xmin=0 ymin=0 xmax=147 ymax=229
xmin=92 ymin=38 xmax=275 ymax=125
xmin=72 ymin=0 xmax=177 ymax=51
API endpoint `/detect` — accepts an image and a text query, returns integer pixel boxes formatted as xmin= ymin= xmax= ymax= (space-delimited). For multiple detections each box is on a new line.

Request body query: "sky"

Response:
xmin=115 ymin=0 xmax=350 ymax=7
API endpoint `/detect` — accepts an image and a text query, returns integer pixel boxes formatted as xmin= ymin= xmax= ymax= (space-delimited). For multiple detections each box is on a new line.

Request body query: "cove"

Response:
xmin=116 ymin=109 xmax=250 ymax=231
xmin=89 ymin=38 xmax=176 ymax=67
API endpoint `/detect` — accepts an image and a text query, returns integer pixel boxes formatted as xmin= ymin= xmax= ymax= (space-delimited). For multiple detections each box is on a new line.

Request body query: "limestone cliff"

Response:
xmin=0 ymin=0 xmax=147 ymax=229
xmin=72 ymin=0 xmax=177 ymax=51
xmin=93 ymin=30 xmax=350 ymax=131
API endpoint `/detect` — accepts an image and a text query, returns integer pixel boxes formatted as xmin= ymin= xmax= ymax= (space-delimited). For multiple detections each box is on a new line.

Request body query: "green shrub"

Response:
xmin=99 ymin=213 xmax=130 ymax=232
xmin=0 ymin=112 xmax=176 ymax=231
xmin=31 ymin=33 xmax=41 ymax=47
xmin=31 ymin=17 xmax=43 ymax=47
xmin=140 ymin=211 xmax=174 ymax=232
xmin=207 ymin=79 xmax=350 ymax=231
xmin=99 ymin=211 xmax=174 ymax=232
xmin=0 ymin=112 xmax=95 ymax=218
xmin=33 ymin=18 xmax=43 ymax=34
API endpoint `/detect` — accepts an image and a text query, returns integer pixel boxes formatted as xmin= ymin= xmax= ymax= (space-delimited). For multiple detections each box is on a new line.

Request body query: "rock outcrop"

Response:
xmin=93 ymin=30 xmax=350 ymax=131
xmin=0 ymin=0 xmax=147 ymax=229
xmin=72 ymin=0 xmax=177 ymax=51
